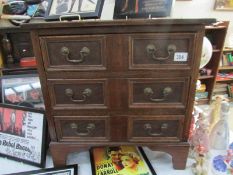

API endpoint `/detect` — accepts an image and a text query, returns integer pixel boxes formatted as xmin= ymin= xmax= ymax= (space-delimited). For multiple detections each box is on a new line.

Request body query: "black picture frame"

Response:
xmin=45 ymin=0 xmax=104 ymax=21
xmin=5 ymin=164 xmax=78 ymax=175
xmin=113 ymin=0 xmax=173 ymax=19
xmin=90 ymin=146 xmax=157 ymax=175
xmin=0 ymin=74 xmax=44 ymax=110
xmin=0 ymin=104 xmax=46 ymax=167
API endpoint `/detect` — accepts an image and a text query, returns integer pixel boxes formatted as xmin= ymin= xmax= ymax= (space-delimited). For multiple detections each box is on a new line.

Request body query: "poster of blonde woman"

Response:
xmin=90 ymin=146 xmax=157 ymax=175
xmin=215 ymin=0 xmax=233 ymax=10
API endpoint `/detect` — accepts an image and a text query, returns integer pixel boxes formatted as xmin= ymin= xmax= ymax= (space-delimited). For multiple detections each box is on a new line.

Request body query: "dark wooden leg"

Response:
xmin=171 ymin=145 xmax=189 ymax=169
xmin=49 ymin=142 xmax=89 ymax=167
xmin=148 ymin=142 xmax=190 ymax=170
xmin=50 ymin=143 xmax=69 ymax=167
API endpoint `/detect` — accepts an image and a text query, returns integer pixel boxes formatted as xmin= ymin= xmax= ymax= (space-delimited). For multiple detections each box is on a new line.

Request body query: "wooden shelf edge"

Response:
xmin=0 ymin=64 xmax=37 ymax=72
xmin=195 ymin=98 xmax=209 ymax=104
xmin=198 ymin=75 xmax=214 ymax=80
xmin=218 ymin=66 xmax=233 ymax=70
xmin=223 ymin=47 xmax=233 ymax=52
xmin=213 ymin=49 xmax=221 ymax=52
xmin=216 ymin=79 xmax=233 ymax=82
xmin=205 ymin=25 xmax=227 ymax=30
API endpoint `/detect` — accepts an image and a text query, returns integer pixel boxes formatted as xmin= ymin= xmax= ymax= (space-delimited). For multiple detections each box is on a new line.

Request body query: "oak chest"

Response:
xmin=26 ymin=19 xmax=211 ymax=169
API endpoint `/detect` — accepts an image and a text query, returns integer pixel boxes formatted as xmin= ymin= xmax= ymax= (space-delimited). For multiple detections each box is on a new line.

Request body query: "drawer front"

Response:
xmin=55 ymin=116 xmax=110 ymax=142
xmin=129 ymin=34 xmax=195 ymax=69
xmin=40 ymin=35 xmax=106 ymax=70
xmin=128 ymin=116 xmax=184 ymax=142
xmin=129 ymin=78 xmax=189 ymax=107
xmin=48 ymin=79 xmax=108 ymax=109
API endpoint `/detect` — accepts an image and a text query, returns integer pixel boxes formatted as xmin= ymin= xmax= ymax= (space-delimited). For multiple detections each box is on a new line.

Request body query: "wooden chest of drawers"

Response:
xmin=26 ymin=19 xmax=213 ymax=169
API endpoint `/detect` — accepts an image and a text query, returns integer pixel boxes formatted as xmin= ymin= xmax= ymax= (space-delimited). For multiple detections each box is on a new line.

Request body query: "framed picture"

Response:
xmin=214 ymin=0 xmax=233 ymax=10
xmin=5 ymin=164 xmax=78 ymax=175
xmin=45 ymin=0 xmax=104 ymax=21
xmin=0 ymin=104 xmax=46 ymax=167
xmin=113 ymin=0 xmax=173 ymax=19
xmin=90 ymin=146 xmax=157 ymax=175
xmin=1 ymin=74 xmax=44 ymax=110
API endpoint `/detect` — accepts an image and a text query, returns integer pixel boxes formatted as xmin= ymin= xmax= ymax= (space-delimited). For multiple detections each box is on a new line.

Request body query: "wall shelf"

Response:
xmin=197 ymin=21 xmax=229 ymax=104
xmin=213 ymin=49 xmax=221 ymax=53
xmin=198 ymin=75 xmax=214 ymax=80
xmin=218 ymin=66 xmax=233 ymax=70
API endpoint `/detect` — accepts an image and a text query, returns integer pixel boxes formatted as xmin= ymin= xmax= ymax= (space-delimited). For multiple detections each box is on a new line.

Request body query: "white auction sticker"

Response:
xmin=174 ymin=52 xmax=188 ymax=62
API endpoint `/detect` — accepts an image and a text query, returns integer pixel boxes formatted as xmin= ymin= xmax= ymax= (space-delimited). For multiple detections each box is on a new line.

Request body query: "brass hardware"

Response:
xmin=61 ymin=46 xmax=90 ymax=63
xmin=65 ymin=88 xmax=92 ymax=103
xmin=70 ymin=123 xmax=95 ymax=136
xmin=59 ymin=14 xmax=81 ymax=21
xmin=144 ymin=87 xmax=173 ymax=102
xmin=144 ymin=123 xmax=168 ymax=136
xmin=146 ymin=44 xmax=176 ymax=61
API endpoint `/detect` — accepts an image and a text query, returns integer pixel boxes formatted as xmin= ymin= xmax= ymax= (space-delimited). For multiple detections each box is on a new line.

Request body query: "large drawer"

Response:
xmin=40 ymin=35 xmax=106 ymax=71
xmin=128 ymin=115 xmax=184 ymax=142
xmin=128 ymin=78 xmax=189 ymax=108
xmin=47 ymin=79 xmax=108 ymax=110
xmin=54 ymin=116 xmax=110 ymax=142
xmin=129 ymin=33 xmax=195 ymax=69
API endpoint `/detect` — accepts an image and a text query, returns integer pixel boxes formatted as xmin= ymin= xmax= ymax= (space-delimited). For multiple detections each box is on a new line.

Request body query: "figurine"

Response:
xmin=189 ymin=111 xmax=210 ymax=174
xmin=192 ymin=145 xmax=209 ymax=175
xmin=209 ymin=101 xmax=230 ymax=150
xmin=189 ymin=112 xmax=210 ymax=153
xmin=189 ymin=105 xmax=203 ymax=141
xmin=212 ymin=144 xmax=233 ymax=175
xmin=208 ymin=96 xmax=223 ymax=131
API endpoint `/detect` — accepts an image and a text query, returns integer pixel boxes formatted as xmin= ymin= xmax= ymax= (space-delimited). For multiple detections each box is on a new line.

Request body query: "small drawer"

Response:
xmin=129 ymin=78 xmax=189 ymax=108
xmin=129 ymin=33 xmax=195 ymax=69
xmin=128 ymin=115 xmax=184 ymax=142
xmin=55 ymin=116 xmax=110 ymax=142
xmin=48 ymin=79 xmax=108 ymax=110
xmin=40 ymin=35 xmax=106 ymax=71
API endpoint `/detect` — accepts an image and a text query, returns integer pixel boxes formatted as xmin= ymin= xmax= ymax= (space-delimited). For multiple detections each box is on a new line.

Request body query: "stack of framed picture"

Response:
xmin=0 ymin=74 xmax=47 ymax=167
xmin=0 ymin=104 xmax=46 ymax=167
xmin=45 ymin=0 xmax=105 ymax=21
xmin=113 ymin=0 xmax=173 ymax=19
xmin=5 ymin=165 xmax=78 ymax=175
xmin=1 ymin=74 xmax=44 ymax=110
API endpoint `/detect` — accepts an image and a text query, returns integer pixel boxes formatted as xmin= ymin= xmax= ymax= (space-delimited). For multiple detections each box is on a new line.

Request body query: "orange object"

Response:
xmin=20 ymin=57 xmax=37 ymax=67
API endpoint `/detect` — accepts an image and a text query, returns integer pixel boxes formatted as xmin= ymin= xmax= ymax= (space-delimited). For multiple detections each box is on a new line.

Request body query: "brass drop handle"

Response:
xmin=65 ymin=88 xmax=92 ymax=103
xmin=146 ymin=44 xmax=176 ymax=61
xmin=144 ymin=87 xmax=173 ymax=102
xmin=61 ymin=46 xmax=90 ymax=63
xmin=70 ymin=123 xmax=95 ymax=136
xmin=144 ymin=123 xmax=168 ymax=136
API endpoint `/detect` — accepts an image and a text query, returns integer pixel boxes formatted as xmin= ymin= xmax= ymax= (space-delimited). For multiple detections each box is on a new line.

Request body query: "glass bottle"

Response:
xmin=210 ymin=101 xmax=230 ymax=150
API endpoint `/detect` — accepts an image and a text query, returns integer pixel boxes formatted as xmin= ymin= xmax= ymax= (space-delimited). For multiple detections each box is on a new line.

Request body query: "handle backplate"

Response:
xmin=70 ymin=123 xmax=95 ymax=136
xmin=146 ymin=44 xmax=176 ymax=61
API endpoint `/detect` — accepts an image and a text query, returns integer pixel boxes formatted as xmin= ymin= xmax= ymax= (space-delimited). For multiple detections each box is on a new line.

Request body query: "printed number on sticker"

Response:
xmin=174 ymin=52 xmax=188 ymax=62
